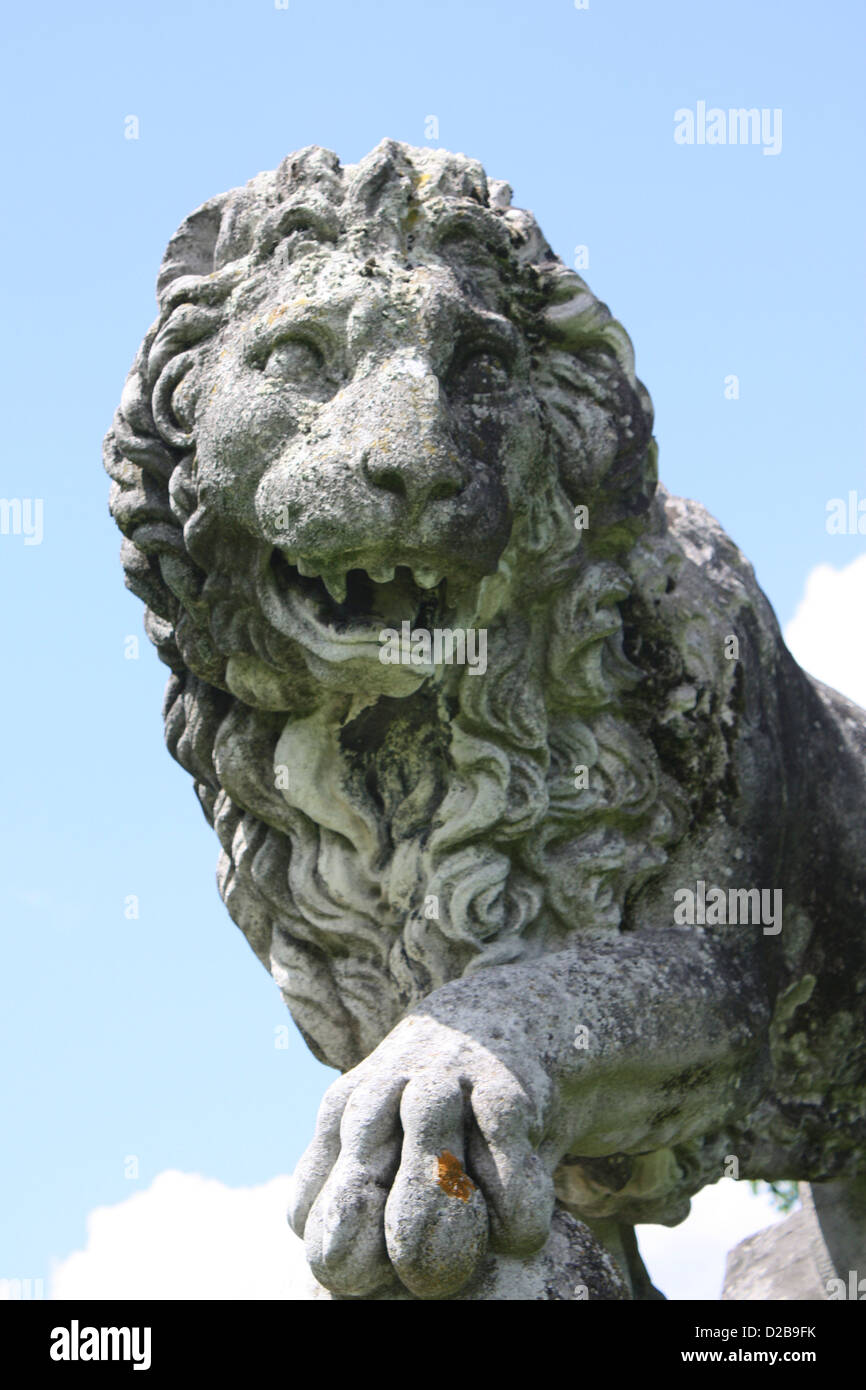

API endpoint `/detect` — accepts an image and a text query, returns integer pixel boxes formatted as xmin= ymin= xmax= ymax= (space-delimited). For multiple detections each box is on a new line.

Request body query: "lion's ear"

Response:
xmin=156 ymin=194 xmax=228 ymax=301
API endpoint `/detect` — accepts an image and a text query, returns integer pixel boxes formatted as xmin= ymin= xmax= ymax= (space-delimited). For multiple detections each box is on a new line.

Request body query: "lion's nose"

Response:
xmin=360 ymin=445 xmax=466 ymax=512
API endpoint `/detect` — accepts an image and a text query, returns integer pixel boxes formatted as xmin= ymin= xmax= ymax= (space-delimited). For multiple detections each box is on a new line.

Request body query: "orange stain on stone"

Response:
xmin=436 ymin=1150 xmax=475 ymax=1201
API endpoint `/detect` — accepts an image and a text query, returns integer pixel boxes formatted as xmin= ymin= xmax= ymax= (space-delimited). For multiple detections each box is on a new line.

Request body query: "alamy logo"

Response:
xmin=0 ymin=497 xmax=43 ymax=545
xmin=674 ymin=102 xmax=782 ymax=156
xmin=674 ymin=880 xmax=782 ymax=935
xmin=379 ymin=623 xmax=487 ymax=675
xmin=826 ymin=1270 xmax=866 ymax=1300
xmin=826 ymin=491 xmax=866 ymax=534
xmin=49 ymin=1320 xmax=152 ymax=1371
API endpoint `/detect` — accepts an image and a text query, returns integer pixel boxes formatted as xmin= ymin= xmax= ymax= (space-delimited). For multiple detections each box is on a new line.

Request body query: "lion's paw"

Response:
xmin=288 ymin=1015 xmax=556 ymax=1298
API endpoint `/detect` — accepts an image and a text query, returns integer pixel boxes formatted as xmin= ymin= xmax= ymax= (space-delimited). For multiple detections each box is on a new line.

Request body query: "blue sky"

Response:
xmin=2 ymin=0 xmax=864 ymax=1298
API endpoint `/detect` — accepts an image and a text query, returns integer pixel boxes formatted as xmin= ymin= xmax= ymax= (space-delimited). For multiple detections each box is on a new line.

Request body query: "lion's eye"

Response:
xmin=263 ymin=338 xmax=324 ymax=385
xmin=449 ymin=350 xmax=510 ymax=399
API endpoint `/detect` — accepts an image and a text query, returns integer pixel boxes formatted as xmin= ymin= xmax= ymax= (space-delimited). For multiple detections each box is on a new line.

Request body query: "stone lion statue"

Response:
xmin=105 ymin=139 xmax=866 ymax=1300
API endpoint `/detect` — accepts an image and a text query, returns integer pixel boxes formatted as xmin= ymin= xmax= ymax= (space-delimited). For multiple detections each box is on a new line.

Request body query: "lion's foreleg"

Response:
xmin=292 ymin=929 xmax=769 ymax=1298
xmin=411 ymin=929 xmax=771 ymax=1165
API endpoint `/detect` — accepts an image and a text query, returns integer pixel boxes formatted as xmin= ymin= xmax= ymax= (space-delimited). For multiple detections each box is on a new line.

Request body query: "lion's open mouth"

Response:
xmin=261 ymin=549 xmax=450 ymax=663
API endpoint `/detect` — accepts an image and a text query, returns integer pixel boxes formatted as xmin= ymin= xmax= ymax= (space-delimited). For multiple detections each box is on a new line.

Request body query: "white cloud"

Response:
xmin=784 ymin=554 xmax=866 ymax=710
xmin=50 ymin=1171 xmax=314 ymax=1301
xmin=637 ymin=1180 xmax=788 ymax=1300
xmin=50 ymin=1168 xmax=786 ymax=1301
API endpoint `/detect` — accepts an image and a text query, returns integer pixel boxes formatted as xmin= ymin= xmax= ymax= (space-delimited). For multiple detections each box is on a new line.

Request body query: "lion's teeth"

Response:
xmin=321 ymin=571 xmax=347 ymax=604
xmin=297 ymin=558 xmax=320 ymax=579
xmin=413 ymin=567 xmax=442 ymax=589
xmin=368 ymin=565 xmax=396 ymax=584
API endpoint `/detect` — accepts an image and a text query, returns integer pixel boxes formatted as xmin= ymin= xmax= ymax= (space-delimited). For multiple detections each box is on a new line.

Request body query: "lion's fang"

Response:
xmin=321 ymin=571 xmax=348 ymax=604
xmin=413 ymin=567 xmax=443 ymax=589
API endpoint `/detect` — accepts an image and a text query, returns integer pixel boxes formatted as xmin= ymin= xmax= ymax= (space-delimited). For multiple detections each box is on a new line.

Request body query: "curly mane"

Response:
xmin=105 ymin=141 xmax=699 ymax=1069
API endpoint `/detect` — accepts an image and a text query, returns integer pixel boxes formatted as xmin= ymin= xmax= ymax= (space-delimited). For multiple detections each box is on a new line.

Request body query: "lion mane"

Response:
xmin=104 ymin=141 xmax=713 ymax=1072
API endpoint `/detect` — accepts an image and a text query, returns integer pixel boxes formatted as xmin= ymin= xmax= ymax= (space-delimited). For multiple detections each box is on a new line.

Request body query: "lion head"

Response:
xmin=105 ymin=140 xmax=690 ymax=1071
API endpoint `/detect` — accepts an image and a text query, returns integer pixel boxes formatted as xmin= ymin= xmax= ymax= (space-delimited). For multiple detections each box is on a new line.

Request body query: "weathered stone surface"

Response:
xmin=105 ymin=140 xmax=866 ymax=1300
xmin=723 ymin=1185 xmax=837 ymax=1300
xmin=306 ymin=1207 xmax=628 ymax=1301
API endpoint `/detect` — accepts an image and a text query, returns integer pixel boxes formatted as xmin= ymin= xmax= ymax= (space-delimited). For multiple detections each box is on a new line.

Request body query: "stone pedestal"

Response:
xmin=722 ymin=1186 xmax=838 ymax=1300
